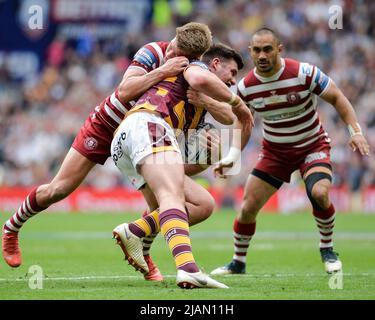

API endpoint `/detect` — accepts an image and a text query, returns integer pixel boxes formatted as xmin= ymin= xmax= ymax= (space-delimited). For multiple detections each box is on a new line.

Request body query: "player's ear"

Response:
xmin=212 ymin=58 xmax=221 ymax=68
xmin=278 ymin=43 xmax=283 ymax=54
xmin=211 ymin=57 xmax=220 ymax=70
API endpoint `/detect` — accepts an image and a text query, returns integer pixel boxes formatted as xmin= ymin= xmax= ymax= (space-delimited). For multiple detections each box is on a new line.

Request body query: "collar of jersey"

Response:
xmin=254 ymin=58 xmax=285 ymax=83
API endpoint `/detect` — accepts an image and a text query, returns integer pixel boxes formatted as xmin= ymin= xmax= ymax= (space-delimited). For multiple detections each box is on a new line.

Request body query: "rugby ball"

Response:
xmin=184 ymin=122 xmax=221 ymax=168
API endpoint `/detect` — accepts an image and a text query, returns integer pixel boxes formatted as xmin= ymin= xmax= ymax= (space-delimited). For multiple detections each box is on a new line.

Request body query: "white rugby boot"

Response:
xmin=176 ymin=269 xmax=229 ymax=289
xmin=113 ymin=223 xmax=149 ymax=274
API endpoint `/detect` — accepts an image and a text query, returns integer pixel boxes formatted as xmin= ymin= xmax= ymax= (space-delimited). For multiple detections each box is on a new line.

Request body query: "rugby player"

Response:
xmin=211 ymin=28 xmax=371 ymax=276
xmin=1 ymin=23 xmax=233 ymax=271
xmin=111 ymin=29 xmax=253 ymax=288
xmin=114 ymin=43 xmax=250 ymax=282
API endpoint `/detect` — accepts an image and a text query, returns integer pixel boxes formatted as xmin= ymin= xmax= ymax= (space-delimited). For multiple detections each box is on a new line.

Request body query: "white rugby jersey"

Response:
xmin=238 ymin=58 xmax=332 ymax=148
xmin=95 ymin=41 xmax=170 ymax=130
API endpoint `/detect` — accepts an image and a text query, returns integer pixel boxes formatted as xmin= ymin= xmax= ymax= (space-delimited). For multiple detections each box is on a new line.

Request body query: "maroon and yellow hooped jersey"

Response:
xmin=129 ymin=60 xmax=209 ymax=133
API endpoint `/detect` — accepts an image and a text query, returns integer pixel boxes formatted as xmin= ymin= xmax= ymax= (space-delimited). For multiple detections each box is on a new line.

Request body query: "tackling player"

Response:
xmin=1 ymin=23 xmax=233 ymax=272
xmin=112 ymin=43 xmax=250 ymax=283
xmin=111 ymin=30 xmax=253 ymax=288
xmin=211 ymin=28 xmax=371 ymax=276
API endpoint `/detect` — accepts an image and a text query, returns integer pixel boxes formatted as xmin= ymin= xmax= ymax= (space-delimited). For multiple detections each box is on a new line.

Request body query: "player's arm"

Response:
xmin=213 ymin=109 xmax=253 ymax=178
xmin=117 ymin=54 xmax=189 ymax=103
xmin=184 ymin=65 xmax=237 ymax=104
xmin=321 ymin=80 xmax=370 ymax=156
xmin=187 ymin=88 xmax=235 ymax=125
xmin=184 ymin=65 xmax=253 ymax=125
xmin=184 ymin=65 xmax=254 ymax=177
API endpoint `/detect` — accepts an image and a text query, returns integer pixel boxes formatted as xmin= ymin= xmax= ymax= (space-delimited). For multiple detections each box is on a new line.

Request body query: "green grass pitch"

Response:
xmin=0 ymin=210 xmax=374 ymax=300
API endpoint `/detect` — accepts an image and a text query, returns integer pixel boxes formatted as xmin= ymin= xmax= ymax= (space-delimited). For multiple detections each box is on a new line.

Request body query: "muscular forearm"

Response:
xmin=322 ymin=81 xmax=360 ymax=128
xmin=200 ymin=95 xmax=235 ymax=125
xmin=186 ymin=68 xmax=234 ymax=104
xmin=233 ymin=117 xmax=251 ymax=150
xmin=333 ymin=94 xmax=360 ymax=127
xmin=117 ymin=68 xmax=168 ymax=103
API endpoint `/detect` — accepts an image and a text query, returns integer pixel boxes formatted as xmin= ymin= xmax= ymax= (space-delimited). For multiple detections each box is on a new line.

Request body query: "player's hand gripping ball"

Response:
xmin=184 ymin=122 xmax=221 ymax=169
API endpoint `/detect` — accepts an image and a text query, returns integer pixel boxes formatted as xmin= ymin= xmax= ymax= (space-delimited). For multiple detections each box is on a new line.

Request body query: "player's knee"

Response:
xmin=240 ymin=195 xmax=259 ymax=218
xmin=311 ymin=184 xmax=330 ymax=206
xmin=305 ymin=172 xmax=332 ymax=210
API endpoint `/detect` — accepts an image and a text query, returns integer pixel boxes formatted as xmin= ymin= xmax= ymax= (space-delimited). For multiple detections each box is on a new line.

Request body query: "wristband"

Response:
xmin=348 ymin=123 xmax=362 ymax=137
xmin=220 ymin=146 xmax=241 ymax=165
xmin=227 ymin=92 xmax=241 ymax=107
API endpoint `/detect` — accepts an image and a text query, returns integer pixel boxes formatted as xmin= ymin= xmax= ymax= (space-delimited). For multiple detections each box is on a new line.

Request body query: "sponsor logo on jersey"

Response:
xmin=251 ymin=98 xmax=266 ymax=109
xmin=304 ymin=151 xmax=328 ymax=164
xmin=84 ymin=137 xmax=98 ymax=150
xmin=268 ymin=91 xmax=285 ymax=104
xmin=134 ymin=48 xmax=156 ymax=68
xmin=264 ymin=106 xmax=308 ymax=121
xmin=301 ymin=63 xmax=313 ymax=76
xmin=316 ymin=69 xmax=329 ymax=89
xmin=287 ymin=92 xmax=301 ymax=104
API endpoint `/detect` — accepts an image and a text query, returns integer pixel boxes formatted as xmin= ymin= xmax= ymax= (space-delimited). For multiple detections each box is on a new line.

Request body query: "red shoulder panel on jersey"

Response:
xmin=281 ymin=58 xmax=300 ymax=80
xmin=243 ymin=69 xmax=262 ymax=88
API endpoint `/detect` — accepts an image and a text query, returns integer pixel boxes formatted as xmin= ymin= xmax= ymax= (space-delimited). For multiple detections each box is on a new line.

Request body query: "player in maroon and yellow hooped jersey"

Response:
xmin=128 ymin=43 xmax=250 ymax=283
xmin=111 ymin=26 xmax=253 ymax=289
xmin=125 ymin=58 xmax=209 ymax=134
xmin=211 ymin=28 xmax=371 ymax=276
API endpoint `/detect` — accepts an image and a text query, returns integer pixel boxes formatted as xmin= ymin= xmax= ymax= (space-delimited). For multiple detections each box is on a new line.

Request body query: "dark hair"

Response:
xmin=201 ymin=43 xmax=244 ymax=70
xmin=252 ymin=27 xmax=281 ymax=44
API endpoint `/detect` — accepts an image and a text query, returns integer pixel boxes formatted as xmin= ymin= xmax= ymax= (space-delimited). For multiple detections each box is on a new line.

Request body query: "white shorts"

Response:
xmin=111 ymin=112 xmax=180 ymax=190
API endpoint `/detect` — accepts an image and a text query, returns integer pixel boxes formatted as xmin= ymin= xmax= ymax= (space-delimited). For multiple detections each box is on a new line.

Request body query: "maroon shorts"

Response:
xmin=254 ymin=136 xmax=332 ymax=183
xmin=72 ymin=112 xmax=115 ymax=165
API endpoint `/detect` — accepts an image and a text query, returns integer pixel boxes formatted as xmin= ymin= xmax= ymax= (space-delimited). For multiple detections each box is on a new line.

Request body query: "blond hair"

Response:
xmin=175 ymin=22 xmax=213 ymax=59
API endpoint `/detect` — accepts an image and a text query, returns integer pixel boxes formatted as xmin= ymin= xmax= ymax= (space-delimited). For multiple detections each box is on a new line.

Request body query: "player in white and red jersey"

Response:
xmin=1 ymin=23 xmax=234 ymax=279
xmin=211 ymin=27 xmax=370 ymax=276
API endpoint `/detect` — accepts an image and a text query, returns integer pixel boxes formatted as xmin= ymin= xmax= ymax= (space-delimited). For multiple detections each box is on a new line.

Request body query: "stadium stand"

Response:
xmin=0 ymin=0 xmax=374 ymax=212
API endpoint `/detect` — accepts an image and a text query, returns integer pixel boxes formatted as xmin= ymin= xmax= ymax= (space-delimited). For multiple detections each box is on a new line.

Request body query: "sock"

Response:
xmin=4 ymin=187 xmax=47 ymax=234
xmin=232 ymin=219 xmax=256 ymax=264
xmin=142 ymin=233 xmax=158 ymax=256
xmin=313 ymin=203 xmax=335 ymax=249
xmin=140 ymin=210 xmax=159 ymax=256
xmin=159 ymin=208 xmax=199 ymax=273
xmin=142 ymin=206 xmax=189 ymax=256
xmin=128 ymin=210 xmax=160 ymax=238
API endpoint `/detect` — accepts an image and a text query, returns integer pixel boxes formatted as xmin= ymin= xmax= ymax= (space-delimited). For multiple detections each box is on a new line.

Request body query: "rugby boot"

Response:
xmin=320 ymin=248 xmax=342 ymax=274
xmin=113 ymin=223 xmax=149 ymax=274
xmin=2 ymin=226 xmax=22 ymax=268
xmin=210 ymin=260 xmax=246 ymax=275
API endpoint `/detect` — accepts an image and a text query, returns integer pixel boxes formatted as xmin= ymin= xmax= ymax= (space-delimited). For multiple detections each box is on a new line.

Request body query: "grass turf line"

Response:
xmin=0 ymin=210 xmax=374 ymax=300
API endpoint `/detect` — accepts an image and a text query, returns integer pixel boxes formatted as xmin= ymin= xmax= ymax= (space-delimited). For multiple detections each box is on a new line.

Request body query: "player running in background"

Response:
xmin=113 ymin=43 xmax=250 ymax=282
xmin=111 ymin=29 xmax=252 ymax=288
xmin=2 ymin=23 xmax=233 ymax=271
xmin=211 ymin=28 xmax=371 ymax=276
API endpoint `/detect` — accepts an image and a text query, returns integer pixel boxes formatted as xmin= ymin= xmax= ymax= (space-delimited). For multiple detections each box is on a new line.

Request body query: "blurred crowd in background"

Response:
xmin=1 ymin=0 xmax=374 ymax=194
